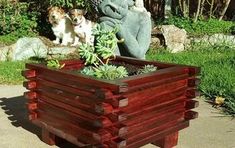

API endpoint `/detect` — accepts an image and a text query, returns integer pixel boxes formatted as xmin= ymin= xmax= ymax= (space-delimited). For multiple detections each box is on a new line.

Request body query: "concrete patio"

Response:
xmin=0 ymin=85 xmax=234 ymax=148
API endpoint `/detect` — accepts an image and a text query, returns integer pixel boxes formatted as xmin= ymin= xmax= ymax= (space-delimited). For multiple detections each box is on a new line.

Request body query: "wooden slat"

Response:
xmin=115 ymin=56 xmax=180 ymax=68
xmin=116 ymin=56 xmax=200 ymax=74
xmin=185 ymin=100 xmax=199 ymax=110
xmin=123 ymin=86 xmax=186 ymax=112
xmin=184 ymin=111 xmax=198 ymax=120
xmin=127 ymin=118 xmax=182 ymax=144
xmin=124 ymin=99 xmax=186 ymax=126
xmin=21 ymin=70 xmax=37 ymax=78
xmin=186 ymin=88 xmax=200 ymax=99
xmin=28 ymin=111 xmax=37 ymax=120
xmin=121 ymin=67 xmax=188 ymax=87
xmin=24 ymin=91 xmax=37 ymax=100
xmin=35 ymin=111 xmax=103 ymax=144
xmin=127 ymin=109 xmax=184 ymax=137
xmin=123 ymin=79 xmax=187 ymax=106
xmin=188 ymin=77 xmax=200 ymax=87
xmin=152 ymin=132 xmax=179 ymax=148
xmin=126 ymin=121 xmax=189 ymax=148
xmin=33 ymin=120 xmax=87 ymax=147
xmin=23 ymin=81 xmax=37 ymax=89
xmin=26 ymin=63 xmax=128 ymax=93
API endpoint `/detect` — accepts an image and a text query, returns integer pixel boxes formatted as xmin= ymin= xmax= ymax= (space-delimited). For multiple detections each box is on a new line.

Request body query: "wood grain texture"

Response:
xmin=22 ymin=56 xmax=200 ymax=147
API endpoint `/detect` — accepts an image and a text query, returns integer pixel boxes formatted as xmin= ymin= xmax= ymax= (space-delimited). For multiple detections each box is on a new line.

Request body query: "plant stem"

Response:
xmin=219 ymin=0 xmax=231 ymax=21
xmin=94 ymin=54 xmax=105 ymax=65
xmin=194 ymin=0 xmax=201 ymax=22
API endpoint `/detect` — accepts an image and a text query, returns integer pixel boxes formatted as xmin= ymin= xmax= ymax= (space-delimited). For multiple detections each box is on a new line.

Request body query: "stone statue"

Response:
xmin=90 ymin=0 xmax=152 ymax=59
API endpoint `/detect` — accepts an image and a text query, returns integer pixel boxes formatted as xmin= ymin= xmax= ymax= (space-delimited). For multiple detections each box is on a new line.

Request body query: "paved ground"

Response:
xmin=0 ymin=85 xmax=235 ymax=148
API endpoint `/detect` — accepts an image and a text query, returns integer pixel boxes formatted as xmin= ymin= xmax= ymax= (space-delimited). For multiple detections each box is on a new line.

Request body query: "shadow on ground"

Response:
xmin=0 ymin=96 xmax=41 ymax=136
xmin=0 ymin=96 xmax=79 ymax=148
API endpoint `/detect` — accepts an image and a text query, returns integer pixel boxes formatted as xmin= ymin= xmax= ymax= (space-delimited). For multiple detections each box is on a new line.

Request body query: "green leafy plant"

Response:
xmin=46 ymin=59 xmax=65 ymax=69
xmin=78 ymin=25 xmax=128 ymax=80
xmin=0 ymin=1 xmax=38 ymax=44
xmin=137 ymin=65 xmax=158 ymax=75
xmin=160 ymin=17 xmax=235 ymax=36
xmin=82 ymin=65 xmax=128 ymax=80
xmin=48 ymin=0 xmax=88 ymax=8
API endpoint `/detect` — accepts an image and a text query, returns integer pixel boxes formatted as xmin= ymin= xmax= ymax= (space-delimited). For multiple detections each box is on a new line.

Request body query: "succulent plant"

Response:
xmin=137 ymin=65 xmax=158 ymax=75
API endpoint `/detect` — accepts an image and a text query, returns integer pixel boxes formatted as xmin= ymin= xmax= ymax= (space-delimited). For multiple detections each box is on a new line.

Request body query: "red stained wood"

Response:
xmin=37 ymin=110 xmax=112 ymax=144
xmin=33 ymin=120 xmax=87 ymax=147
xmin=26 ymin=63 xmax=128 ymax=93
xmin=22 ymin=57 xmax=200 ymax=147
xmin=27 ymin=102 xmax=37 ymax=111
xmin=21 ymin=70 xmax=36 ymax=78
xmin=28 ymin=111 xmax=37 ymax=120
xmin=121 ymin=67 xmax=188 ymax=88
xmin=42 ymin=128 xmax=56 ymax=145
xmin=185 ymin=111 xmax=199 ymax=120
xmin=152 ymin=132 xmax=179 ymax=148
xmin=185 ymin=100 xmax=199 ymax=110
xmin=24 ymin=91 xmax=37 ymax=100
xmin=23 ymin=81 xmax=37 ymax=89
xmin=188 ymin=77 xmax=200 ymax=87
xmin=127 ymin=121 xmax=189 ymax=148
xmin=186 ymin=88 xmax=201 ymax=99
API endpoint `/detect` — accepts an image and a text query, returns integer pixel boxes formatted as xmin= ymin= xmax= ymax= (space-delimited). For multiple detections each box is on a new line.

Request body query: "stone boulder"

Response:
xmin=160 ymin=25 xmax=188 ymax=53
xmin=12 ymin=37 xmax=48 ymax=61
xmin=0 ymin=44 xmax=15 ymax=61
xmin=48 ymin=46 xmax=77 ymax=58
xmin=0 ymin=37 xmax=78 ymax=61
xmin=192 ymin=34 xmax=235 ymax=46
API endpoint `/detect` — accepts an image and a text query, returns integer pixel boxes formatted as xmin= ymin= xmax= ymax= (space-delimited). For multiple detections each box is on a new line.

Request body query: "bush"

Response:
xmin=147 ymin=42 xmax=235 ymax=115
xmin=48 ymin=0 xmax=89 ymax=9
xmin=160 ymin=17 xmax=235 ymax=36
xmin=0 ymin=1 xmax=39 ymax=44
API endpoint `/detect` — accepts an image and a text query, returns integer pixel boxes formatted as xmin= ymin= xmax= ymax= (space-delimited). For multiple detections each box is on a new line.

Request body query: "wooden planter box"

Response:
xmin=22 ymin=56 xmax=200 ymax=148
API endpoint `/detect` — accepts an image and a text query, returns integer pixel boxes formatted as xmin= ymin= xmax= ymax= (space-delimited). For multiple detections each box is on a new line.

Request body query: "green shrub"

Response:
xmin=0 ymin=1 xmax=38 ymax=44
xmin=147 ymin=42 xmax=235 ymax=115
xmin=160 ymin=17 xmax=235 ymax=36
xmin=48 ymin=0 xmax=88 ymax=8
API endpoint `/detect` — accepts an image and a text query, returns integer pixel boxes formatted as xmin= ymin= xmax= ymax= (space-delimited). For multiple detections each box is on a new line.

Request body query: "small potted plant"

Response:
xmin=22 ymin=25 xmax=200 ymax=148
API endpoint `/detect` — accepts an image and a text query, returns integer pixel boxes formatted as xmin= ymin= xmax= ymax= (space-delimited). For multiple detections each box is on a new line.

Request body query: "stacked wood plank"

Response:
xmin=22 ymin=56 xmax=200 ymax=148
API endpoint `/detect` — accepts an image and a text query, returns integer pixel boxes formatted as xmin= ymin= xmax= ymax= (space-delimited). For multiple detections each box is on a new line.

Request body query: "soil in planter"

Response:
xmin=109 ymin=61 xmax=141 ymax=76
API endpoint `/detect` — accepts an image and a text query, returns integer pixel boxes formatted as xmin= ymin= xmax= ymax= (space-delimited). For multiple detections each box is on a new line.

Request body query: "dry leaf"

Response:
xmin=215 ymin=96 xmax=225 ymax=106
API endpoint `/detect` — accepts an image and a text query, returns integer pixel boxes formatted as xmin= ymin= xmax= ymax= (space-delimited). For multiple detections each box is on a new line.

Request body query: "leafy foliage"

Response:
xmin=48 ymin=0 xmax=89 ymax=9
xmin=0 ymin=1 xmax=38 ymax=43
xmin=93 ymin=25 xmax=118 ymax=59
xmin=160 ymin=17 xmax=235 ymax=36
xmin=78 ymin=44 xmax=99 ymax=65
xmin=78 ymin=25 xmax=128 ymax=80
xmin=46 ymin=59 xmax=65 ymax=69
xmin=137 ymin=65 xmax=158 ymax=75
xmin=81 ymin=65 xmax=128 ymax=80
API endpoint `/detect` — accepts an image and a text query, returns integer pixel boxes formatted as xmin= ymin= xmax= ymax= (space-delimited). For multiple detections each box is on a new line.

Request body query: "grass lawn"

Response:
xmin=147 ymin=43 xmax=235 ymax=115
xmin=0 ymin=61 xmax=25 ymax=84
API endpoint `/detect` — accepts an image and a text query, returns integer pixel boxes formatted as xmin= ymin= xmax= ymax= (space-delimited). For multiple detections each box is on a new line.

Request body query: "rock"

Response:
xmin=0 ymin=37 xmax=78 ymax=61
xmin=48 ymin=46 xmax=77 ymax=58
xmin=0 ymin=44 xmax=15 ymax=61
xmin=192 ymin=34 xmax=235 ymax=46
xmin=160 ymin=25 xmax=188 ymax=53
xmin=12 ymin=37 xmax=48 ymax=61
xmin=150 ymin=37 xmax=161 ymax=49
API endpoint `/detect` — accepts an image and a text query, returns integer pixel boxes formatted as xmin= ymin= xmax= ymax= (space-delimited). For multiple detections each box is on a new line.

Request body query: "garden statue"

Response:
xmin=90 ymin=0 xmax=152 ymax=59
